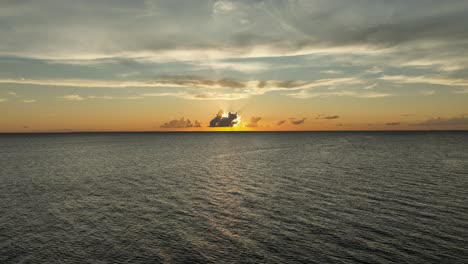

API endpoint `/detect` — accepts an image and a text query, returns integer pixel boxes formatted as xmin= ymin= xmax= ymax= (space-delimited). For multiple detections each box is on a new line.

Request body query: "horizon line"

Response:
xmin=1 ymin=130 xmax=467 ymax=134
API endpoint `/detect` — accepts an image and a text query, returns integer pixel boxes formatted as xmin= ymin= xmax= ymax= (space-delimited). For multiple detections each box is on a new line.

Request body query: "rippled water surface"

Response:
xmin=1 ymin=132 xmax=467 ymax=263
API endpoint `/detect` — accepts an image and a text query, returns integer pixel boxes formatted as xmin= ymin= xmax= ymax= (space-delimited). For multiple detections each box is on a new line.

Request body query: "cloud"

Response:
xmin=380 ymin=75 xmax=468 ymax=87
xmin=0 ymin=77 xmax=362 ymax=90
xmin=320 ymin=70 xmax=342 ymax=74
xmin=290 ymin=118 xmax=306 ymax=125
xmin=209 ymin=110 xmax=239 ymax=127
xmin=0 ymin=76 xmax=371 ymax=101
xmin=246 ymin=117 xmax=261 ymax=127
xmin=413 ymin=116 xmax=468 ymax=126
xmin=2 ymin=0 xmax=466 ymax=69
xmin=189 ymin=61 xmax=270 ymax=73
xmin=22 ymin=99 xmax=36 ymax=103
xmin=0 ymin=98 xmax=6 ymax=102
xmin=60 ymin=94 xmax=84 ymax=101
xmin=160 ymin=117 xmax=201 ymax=128
xmin=365 ymin=66 xmax=383 ymax=74
xmin=363 ymin=84 xmax=377 ymax=90
xmin=213 ymin=1 xmax=236 ymax=14
xmin=287 ymin=90 xmax=392 ymax=99
xmin=276 ymin=120 xmax=286 ymax=126
xmin=386 ymin=122 xmax=401 ymax=126
xmin=1 ymin=0 xmax=468 ymax=109
xmin=316 ymin=114 xmax=340 ymax=120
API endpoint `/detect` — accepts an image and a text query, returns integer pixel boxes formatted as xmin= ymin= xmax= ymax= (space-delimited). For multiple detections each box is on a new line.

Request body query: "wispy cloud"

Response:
xmin=212 ymin=1 xmax=236 ymax=15
xmin=364 ymin=66 xmax=383 ymax=74
xmin=276 ymin=120 xmax=286 ymax=126
xmin=188 ymin=61 xmax=271 ymax=73
xmin=316 ymin=115 xmax=340 ymax=120
xmin=380 ymin=75 xmax=468 ymax=87
xmin=0 ymin=77 xmax=362 ymax=90
xmin=320 ymin=70 xmax=342 ymax=75
xmin=22 ymin=99 xmax=37 ymax=103
xmin=0 ymin=0 xmax=466 ymax=76
xmin=290 ymin=118 xmax=306 ymax=125
xmin=1 ymin=76 xmax=372 ymax=101
xmin=386 ymin=122 xmax=401 ymax=126
xmin=246 ymin=117 xmax=262 ymax=127
xmin=363 ymin=84 xmax=377 ymax=90
xmin=287 ymin=90 xmax=392 ymax=99
xmin=60 ymin=95 xmax=84 ymax=101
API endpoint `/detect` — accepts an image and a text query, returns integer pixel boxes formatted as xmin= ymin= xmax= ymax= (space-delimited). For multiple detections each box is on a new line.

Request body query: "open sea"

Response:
xmin=0 ymin=132 xmax=467 ymax=264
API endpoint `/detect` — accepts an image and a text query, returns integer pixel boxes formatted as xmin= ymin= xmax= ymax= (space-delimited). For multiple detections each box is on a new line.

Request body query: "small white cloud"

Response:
xmin=363 ymin=84 xmax=377 ymax=90
xmin=240 ymin=18 xmax=250 ymax=25
xmin=365 ymin=66 xmax=383 ymax=74
xmin=320 ymin=70 xmax=342 ymax=74
xmin=359 ymin=92 xmax=392 ymax=98
xmin=23 ymin=99 xmax=37 ymax=103
xmin=9 ymin=92 xmax=17 ymax=96
xmin=87 ymin=95 xmax=114 ymax=100
xmin=61 ymin=94 xmax=84 ymax=101
xmin=0 ymin=98 xmax=6 ymax=102
xmin=213 ymin=1 xmax=236 ymax=14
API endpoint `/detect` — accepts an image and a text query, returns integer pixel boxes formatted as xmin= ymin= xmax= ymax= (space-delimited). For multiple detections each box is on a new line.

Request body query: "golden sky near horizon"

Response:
xmin=1 ymin=0 xmax=468 ymax=132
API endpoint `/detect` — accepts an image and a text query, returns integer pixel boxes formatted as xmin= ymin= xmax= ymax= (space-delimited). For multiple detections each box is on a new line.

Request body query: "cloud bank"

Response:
xmin=413 ymin=116 xmax=468 ymax=126
xmin=160 ymin=118 xmax=201 ymax=128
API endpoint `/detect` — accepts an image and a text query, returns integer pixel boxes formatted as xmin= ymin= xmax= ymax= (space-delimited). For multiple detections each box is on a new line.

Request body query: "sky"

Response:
xmin=1 ymin=0 xmax=468 ymax=132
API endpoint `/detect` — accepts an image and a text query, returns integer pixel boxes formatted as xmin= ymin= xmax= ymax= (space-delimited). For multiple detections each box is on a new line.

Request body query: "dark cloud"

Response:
xmin=160 ymin=117 xmax=201 ymax=128
xmin=386 ymin=122 xmax=401 ymax=126
xmin=290 ymin=118 xmax=306 ymax=125
xmin=276 ymin=120 xmax=286 ymax=126
xmin=246 ymin=117 xmax=261 ymax=127
xmin=316 ymin=114 xmax=340 ymax=120
xmin=209 ymin=110 xmax=239 ymax=127
xmin=412 ymin=116 xmax=468 ymax=126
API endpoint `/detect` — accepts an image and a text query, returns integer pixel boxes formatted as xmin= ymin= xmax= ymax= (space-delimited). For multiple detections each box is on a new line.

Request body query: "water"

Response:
xmin=1 ymin=132 xmax=467 ymax=263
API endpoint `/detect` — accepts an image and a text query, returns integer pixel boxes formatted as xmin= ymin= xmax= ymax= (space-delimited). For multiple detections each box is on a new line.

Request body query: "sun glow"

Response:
xmin=233 ymin=115 xmax=242 ymax=127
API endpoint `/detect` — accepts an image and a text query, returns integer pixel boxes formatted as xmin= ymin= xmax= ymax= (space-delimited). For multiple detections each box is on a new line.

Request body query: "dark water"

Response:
xmin=1 ymin=132 xmax=467 ymax=264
